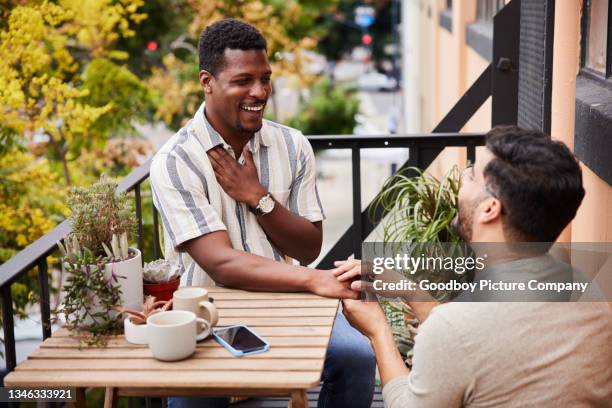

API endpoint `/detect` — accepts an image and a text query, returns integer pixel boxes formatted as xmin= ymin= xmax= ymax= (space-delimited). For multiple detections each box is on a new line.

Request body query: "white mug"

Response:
xmin=173 ymin=287 xmax=219 ymax=327
xmin=147 ymin=310 xmax=210 ymax=361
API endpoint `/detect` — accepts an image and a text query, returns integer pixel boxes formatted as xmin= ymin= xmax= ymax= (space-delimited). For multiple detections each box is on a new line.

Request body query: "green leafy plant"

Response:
xmin=371 ymin=165 xmax=467 ymax=365
xmin=68 ymin=175 xmax=136 ymax=256
xmin=372 ymin=166 xmax=461 ymax=244
xmin=58 ymin=237 xmax=123 ymax=345
xmin=59 ymin=176 xmax=138 ymax=344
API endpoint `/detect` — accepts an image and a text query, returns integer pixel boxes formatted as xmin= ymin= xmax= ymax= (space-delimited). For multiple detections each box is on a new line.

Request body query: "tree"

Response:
xmin=0 ymin=0 xmax=151 ymax=185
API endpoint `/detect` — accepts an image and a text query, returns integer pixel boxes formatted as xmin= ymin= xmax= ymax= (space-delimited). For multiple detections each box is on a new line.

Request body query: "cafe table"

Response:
xmin=3 ymin=287 xmax=340 ymax=408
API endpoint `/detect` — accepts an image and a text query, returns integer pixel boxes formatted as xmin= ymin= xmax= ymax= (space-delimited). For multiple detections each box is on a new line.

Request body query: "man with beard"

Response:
xmin=334 ymin=126 xmax=612 ymax=407
xmin=150 ymin=19 xmax=375 ymax=408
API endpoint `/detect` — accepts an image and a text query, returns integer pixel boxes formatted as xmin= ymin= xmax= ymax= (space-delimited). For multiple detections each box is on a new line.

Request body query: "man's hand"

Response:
xmin=308 ymin=270 xmax=359 ymax=300
xmin=208 ymin=145 xmax=267 ymax=208
xmin=342 ymin=298 xmax=389 ymax=340
xmin=333 ymin=258 xmax=362 ymax=282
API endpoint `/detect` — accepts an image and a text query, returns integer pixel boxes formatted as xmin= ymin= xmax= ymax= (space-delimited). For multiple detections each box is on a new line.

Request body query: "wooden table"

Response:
xmin=4 ymin=287 xmax=340 ymax=408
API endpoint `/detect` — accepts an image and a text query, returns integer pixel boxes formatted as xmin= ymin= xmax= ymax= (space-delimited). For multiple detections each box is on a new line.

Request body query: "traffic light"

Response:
xmin=361 ymin=33 xmax=372 ymax=46
xmin=147 ymin=41 xmax=158 ymax=52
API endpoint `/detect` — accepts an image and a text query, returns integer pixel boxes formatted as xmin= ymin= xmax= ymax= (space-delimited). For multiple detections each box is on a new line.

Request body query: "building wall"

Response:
xmin=404 ymin=0 xmax=611 ymax=243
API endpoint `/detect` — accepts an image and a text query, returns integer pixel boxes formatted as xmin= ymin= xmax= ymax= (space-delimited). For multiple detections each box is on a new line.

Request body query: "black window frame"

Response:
xmin=580 ymin=0 xmax=612 ymax=85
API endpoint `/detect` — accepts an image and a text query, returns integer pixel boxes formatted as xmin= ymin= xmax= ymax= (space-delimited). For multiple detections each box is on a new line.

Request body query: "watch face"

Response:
xmin=259 ymin=195 xmax=275 ymax=213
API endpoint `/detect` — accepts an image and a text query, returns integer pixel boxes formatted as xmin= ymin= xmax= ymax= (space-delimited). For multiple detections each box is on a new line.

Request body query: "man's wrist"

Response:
xmin=247 ymin=188 xmax=268 ymax=209
xmin=368 ymin=321 xmax=395 ymax=344
xmin=300 ymin=268 xmax=318 ymax=293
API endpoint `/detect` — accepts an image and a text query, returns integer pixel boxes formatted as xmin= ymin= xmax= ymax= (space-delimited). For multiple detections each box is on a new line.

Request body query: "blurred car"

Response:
xmin=357 ymin=72 xmax=397 ymax=92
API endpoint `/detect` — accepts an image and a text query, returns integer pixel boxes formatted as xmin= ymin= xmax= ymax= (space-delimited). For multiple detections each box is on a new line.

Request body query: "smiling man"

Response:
xmin=150 ymin=19 xmax=375 ymax=408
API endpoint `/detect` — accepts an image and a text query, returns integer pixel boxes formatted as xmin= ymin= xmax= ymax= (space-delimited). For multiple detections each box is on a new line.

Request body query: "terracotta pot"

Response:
xmin=143 ymin=277 xmax=180 ymax=302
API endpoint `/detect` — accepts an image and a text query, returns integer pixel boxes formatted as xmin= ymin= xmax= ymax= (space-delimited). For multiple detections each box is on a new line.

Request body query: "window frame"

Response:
xmin=580 ymin=0 xmax=612 ymax=83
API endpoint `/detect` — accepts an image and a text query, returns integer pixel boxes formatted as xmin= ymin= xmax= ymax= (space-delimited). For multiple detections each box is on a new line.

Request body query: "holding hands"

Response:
xmin=332 ymin=258 xmax=389 ymax=340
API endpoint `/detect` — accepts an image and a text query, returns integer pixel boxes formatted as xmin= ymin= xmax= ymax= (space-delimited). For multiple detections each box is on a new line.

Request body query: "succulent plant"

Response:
xmin=68 ymin=174 xmax=136 ymax=257
xmin=101 ymin=232 xmax=130 ymax=262
xmin=143 ymin=259 xmax=181 ymax=283
xmin=115 ymin=296 xmax=173 ymax=325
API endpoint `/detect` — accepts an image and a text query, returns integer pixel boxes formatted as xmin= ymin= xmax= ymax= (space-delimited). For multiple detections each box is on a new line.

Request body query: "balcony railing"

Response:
xmin=0 ymin=132 xmax=485 ymax=375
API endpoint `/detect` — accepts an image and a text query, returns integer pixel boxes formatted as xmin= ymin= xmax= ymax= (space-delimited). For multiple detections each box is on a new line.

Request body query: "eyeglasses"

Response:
xmin=461 ymin=164 xmax=499 ymax=199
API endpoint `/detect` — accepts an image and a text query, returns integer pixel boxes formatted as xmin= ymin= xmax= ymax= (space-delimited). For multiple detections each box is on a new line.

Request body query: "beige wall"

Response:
xmin=421 ymin=0 xmax=489 ymax=178
xmin=550 ymin=0 xmax=612 ymax=243
xmin=412 ymin=0 xmax=610 ymax=243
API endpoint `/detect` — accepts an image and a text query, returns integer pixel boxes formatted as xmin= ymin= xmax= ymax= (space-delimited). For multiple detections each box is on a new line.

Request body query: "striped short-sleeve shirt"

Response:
xmin=150 ymin=102 xmax=325 ymax=287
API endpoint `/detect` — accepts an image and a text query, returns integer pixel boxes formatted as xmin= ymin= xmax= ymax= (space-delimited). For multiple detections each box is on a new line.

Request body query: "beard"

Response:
xmin=236 ymin=120 xmax=263 ymax=135
xmin=451 ymin=199 xmax=476 ymax=242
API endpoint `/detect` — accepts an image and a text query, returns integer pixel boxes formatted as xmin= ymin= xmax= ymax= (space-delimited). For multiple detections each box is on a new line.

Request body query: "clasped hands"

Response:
xmin=207 ymin=145 xmax=267 ymax=208
xmin=332 ymin=258 xmax=389 ymax=340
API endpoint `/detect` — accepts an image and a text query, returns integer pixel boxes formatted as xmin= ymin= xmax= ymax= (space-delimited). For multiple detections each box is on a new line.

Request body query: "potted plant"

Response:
xmin=370 ymin=165 xmax=467 ymax=365
xmin=58 ymin=175 xmax=142 ymax=344
xmin=115 ymin=296 xmax=172 ymax=344
xmin=143 ymin=259 xmax=181 ymax=301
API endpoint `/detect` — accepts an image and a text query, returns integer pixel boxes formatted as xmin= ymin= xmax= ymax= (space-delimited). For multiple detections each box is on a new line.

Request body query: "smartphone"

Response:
xmin=213 ymin=325 xmax=270 ymax=357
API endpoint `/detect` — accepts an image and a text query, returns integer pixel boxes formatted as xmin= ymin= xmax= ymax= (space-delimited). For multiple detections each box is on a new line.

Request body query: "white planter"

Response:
xmin=124 ymin=317 xmax=148 ymax=345
xmin=105 ymin=248 xmax=143 ymax=311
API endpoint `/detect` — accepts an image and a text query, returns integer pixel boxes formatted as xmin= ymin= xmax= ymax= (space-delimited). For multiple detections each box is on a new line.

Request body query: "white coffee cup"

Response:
xmin=173 ymin=287 xmax=219 ymax=327
xmin=147 ymin=310 xmax=210 ymax=361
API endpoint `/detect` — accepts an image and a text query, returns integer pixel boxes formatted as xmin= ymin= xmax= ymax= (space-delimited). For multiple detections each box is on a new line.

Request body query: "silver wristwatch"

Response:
xmin=251 ymin=193 xmax=275 ymax=216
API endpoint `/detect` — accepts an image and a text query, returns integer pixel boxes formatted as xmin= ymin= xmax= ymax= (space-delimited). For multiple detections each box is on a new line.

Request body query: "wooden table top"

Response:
xmin=4 ymin=288 xmax=340 ymax=393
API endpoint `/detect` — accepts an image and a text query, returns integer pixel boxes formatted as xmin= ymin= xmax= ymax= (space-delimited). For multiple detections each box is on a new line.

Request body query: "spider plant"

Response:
xmin=370 ymin=165 xmax=467 ymax=365
xmin=370 ymin=166 xmax=461 ymax=244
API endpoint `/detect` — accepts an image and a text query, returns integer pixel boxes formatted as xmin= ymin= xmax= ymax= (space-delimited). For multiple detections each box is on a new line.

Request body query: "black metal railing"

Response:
xmin=0 ymin=0 xmax=520 ymax=378
xmin=0 ymin=132 xmax=485 ymax=375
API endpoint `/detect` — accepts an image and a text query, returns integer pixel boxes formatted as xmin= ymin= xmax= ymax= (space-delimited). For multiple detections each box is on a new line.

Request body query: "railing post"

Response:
xmin=467 ymin=143 xmax=476 ymax=163
xmin=135 ymin=184 xmax=143 ymax=261
xmin=351 ymin=146 xmax=362 ymax=259
xmin=2 ymin=284 xmax=17 ymax=373
xmin=37 ymin=258 xmax=52 ymax=340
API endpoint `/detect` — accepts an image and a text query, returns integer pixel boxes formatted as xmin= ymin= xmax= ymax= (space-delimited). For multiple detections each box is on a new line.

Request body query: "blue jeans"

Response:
xmin=168 ymin=313 xmax=376 ymax=408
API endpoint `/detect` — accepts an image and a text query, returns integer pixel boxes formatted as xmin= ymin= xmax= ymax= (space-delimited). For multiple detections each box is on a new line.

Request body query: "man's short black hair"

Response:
xmin=198 ymin=19 xmax=267 ymax=76
xmin=484 ymin=125 xmax=585 ymax=242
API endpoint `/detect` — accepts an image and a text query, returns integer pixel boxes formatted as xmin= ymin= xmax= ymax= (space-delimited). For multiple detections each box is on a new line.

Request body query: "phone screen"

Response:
xmin=214 ymin=326 xmax=267 ymax=352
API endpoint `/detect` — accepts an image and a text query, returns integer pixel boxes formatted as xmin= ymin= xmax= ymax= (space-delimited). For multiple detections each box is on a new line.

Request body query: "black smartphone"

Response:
xmin=212 ymin=325 xmax=270 ymax=356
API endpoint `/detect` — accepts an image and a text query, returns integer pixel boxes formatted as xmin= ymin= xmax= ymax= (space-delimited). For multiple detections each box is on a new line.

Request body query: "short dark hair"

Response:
xmin=484 ymin=125 xmax=585 ymax=242
xmin=198 ymin=19 xmax=267 ymax=76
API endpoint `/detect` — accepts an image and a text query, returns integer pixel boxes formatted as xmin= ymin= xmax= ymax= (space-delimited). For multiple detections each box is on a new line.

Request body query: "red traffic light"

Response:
xmin=147 ymin=41 xmax=158 ymax=51
xmin=361 ymin=34 xmax=372 ymax=45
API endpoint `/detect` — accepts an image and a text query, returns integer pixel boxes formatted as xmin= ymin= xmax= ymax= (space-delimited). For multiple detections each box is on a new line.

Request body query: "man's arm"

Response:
xmin=183 ymin=230 xmax=356 ymax=299
xmin=342 ymin=299 xmax=410 ymax=386
xmin=343 ymin=299 xmax=468 ymax=408
xmin=207 ymin=145 xmax=322 ymax=264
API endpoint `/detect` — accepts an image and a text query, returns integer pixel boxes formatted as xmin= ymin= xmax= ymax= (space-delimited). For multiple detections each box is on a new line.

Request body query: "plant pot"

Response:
xmin=124 ymin=317 xmax=148 ymax=345
xmin=143 ymin=277 xmax=180 ymax=302
xmin=105 ymin=248 xmax=143 ymax=311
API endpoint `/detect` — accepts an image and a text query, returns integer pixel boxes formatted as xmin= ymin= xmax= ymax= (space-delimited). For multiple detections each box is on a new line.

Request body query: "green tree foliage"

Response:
xmin=287 ymin=78 xmax=359 ymax=135
xmin=81 ymin=58 xmax=157 ymax=143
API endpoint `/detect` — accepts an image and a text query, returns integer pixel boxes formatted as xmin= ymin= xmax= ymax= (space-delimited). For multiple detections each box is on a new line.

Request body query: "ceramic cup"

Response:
xmin=173 ymin=287 xmax=219 ymax=327
xmin=147 ymin=310 xmax=210 ymax=361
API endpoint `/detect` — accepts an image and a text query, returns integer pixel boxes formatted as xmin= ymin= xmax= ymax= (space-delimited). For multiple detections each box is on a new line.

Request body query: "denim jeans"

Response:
xmin=167 ymin=313 xmax=376 ymax=408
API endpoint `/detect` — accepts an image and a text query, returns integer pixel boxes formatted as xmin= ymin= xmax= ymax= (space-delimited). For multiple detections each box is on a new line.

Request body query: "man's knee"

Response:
xmin=327 ymin=327 xmax=376 ymax=377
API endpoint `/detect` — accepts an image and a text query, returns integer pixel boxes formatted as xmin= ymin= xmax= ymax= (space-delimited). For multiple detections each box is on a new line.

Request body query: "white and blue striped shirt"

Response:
xmin=150 ymin=102 xmax=325 ymax=287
